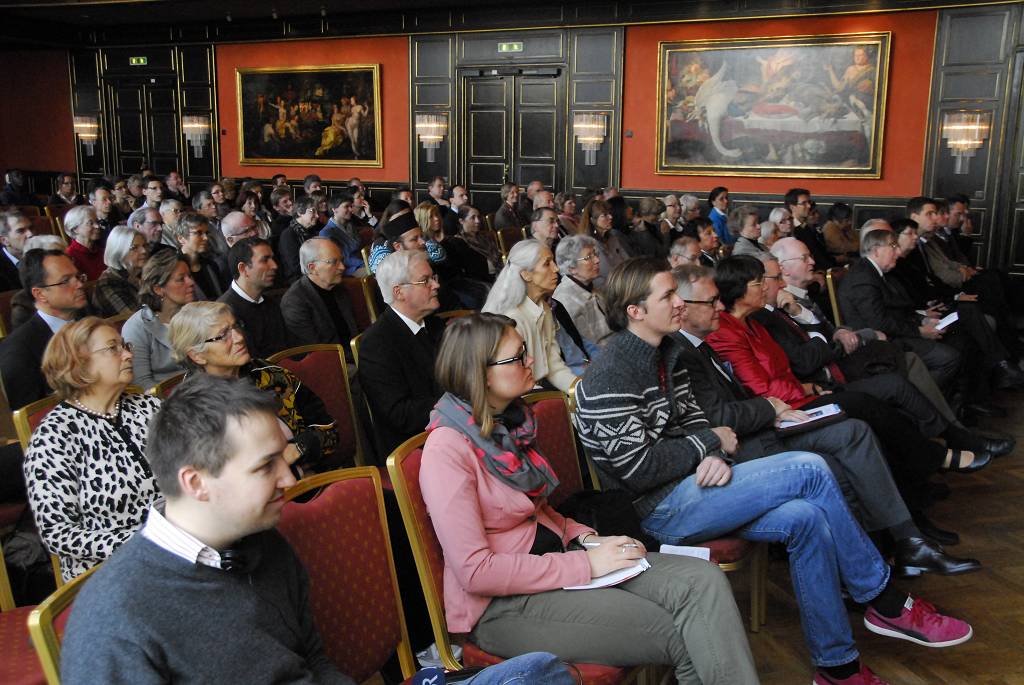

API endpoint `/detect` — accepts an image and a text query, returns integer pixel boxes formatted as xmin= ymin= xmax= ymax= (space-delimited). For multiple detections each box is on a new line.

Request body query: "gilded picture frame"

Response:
xmin=236 ymin=64 xmax=383 ymax=167
xmin=656 ymin=32 xmax=890 ymax=178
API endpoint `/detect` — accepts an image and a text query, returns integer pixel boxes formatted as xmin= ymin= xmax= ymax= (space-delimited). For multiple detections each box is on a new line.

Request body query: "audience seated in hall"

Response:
xmin=278 ymin=195 xmax=323 ymax=284
xmin=268 ymin=185 xmax=294 ymax=248
xmin=552 ymin=234 xmax=611 ymax=365
xmin=142 ymin=177 xmax=164 ymax=210
xmin=218 ymin=237 xmax=291 ymax=359
xmin=1 ymin=169 xmax=36 ymax=206
xmin=319 ymin=191 xmax=365 ymax=277
xmin=281 ymin=237 xmax=357 ymax=352
xmin=367 ymin=206 xmax=446 ymax=277
xmin=555 ymin=191 xmax=579 ymax=236
xmin=357 ymin=250 xmax=445 ymax=462
xmin=92 ymin=224 xmax=146 ymax=318
xmin=158 ymin=199 xmax=183 ymax=248
xmin=493 ymin=182 xmax=529 ymax=231
xmin=162 ymin=170 xmax=190 ymax=204
xmin=728 ymin=204 xmax=767 ymax=259
xmin=193 ymin=189 xmax=228 ymax=258
xmin=440 ymin=183 xmax=468 ymax=238
xmin=24 ymin=317 xmax=161 ymax=581
xmin=822 ymin=202 xmax=859 ymax=265
xmin=238 ymin=190 xmax=273 ymax=242
xmin=788 ymin=187 xmax=835 ymax=273
xmin=573 ymin=256 xmax=973 ymax=685
xmin=0 ymin=210 xmax=34 ymax=291
xmin=126 ymin=206 xmax=168 ymax=256
xmin=528 ymin=206 xmax=561 ymax=251
xmin=48 ymin=172 xmax=85 ymax=207
xmin=0 ymin=248 xmax=87 ymax=408
xmin=174 ymin=212 xmax=224 ymax=301
xmin=453 ymin=204 xmax=502 ymax=280
xmin=707 ymin=186 xmax=733 ymax=246
xmin=88 ymin=183 xmax=121 ymax=240
xmin=64 ymin=205 xmax=106 ymax=281
xmin=668 ymin=235 xmax=701 ymax=267
xmin=581 ymin=197 xmax=632 ymax=287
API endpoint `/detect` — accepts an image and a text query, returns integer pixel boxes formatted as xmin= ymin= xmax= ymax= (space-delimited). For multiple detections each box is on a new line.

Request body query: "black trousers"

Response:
xmin=844 ymin=372 xmax=948 ymax=439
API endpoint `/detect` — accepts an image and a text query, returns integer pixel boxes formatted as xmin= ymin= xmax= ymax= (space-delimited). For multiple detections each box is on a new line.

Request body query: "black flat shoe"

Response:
xmin=941 ymin=449 xmax=992 ymax=474
xmin=978 ymin=435 xmax=1015 ymax=458
xmin=893 ymin=537 xmax=981 ymax=577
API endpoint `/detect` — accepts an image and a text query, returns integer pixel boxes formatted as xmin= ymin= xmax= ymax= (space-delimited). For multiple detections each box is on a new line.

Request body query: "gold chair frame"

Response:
xmin=27 ymin=564 xmax=100 ymax=685
xmin=825 ymin=265 xmax=848 ymax=326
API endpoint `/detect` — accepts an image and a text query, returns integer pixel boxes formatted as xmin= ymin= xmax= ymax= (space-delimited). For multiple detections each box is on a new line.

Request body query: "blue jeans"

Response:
xmin=460 ymin=652 xmax=576 ymax=684
xmin=641 ymin=451 xmax=891 ymax=667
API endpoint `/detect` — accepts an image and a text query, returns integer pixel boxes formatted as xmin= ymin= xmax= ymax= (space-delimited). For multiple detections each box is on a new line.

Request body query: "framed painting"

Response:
xmin=656 ymin=33 xmax=890 ymax=178
xmin=237 ymin=64 xmax=382 ymax=167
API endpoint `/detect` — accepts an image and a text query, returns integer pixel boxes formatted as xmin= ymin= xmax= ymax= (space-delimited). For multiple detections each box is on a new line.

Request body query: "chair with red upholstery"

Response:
xmin=14 ymin=205 xmax=40 ymax=217
xmin=27 ymin=216 xmax=57 ymax=238
xmin=0 ymin=537 xmax=46 ymax=685
xmin=522 ymin=390 xmax=585 ymax=509
xmin=388 ymin=434 xmax=646 ymax=683
xmin=267 ymin=344 xmax=365 ymax=468
xmin=341 ymin=276 xmax=374 ymax=331
xmin=26 ymin=564 xmax=100 ymax=685
xmin=278 ymin=467 xmax=416 ymax=683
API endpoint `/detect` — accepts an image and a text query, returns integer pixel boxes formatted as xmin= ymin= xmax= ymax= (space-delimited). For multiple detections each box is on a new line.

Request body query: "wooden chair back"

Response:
xmin=0 ymin=289 xmax=17 ymax=339
xmin=28 ymin=215 xmax=57 ymax=238
xmin=826 ymin=265 xmax=849 ymax=326
xmin=14 ymin=205 xmax=40 ymax=217
xmin=496 ymin=226 xmax=526 ymax=258
xmin=145 ymin=372 xmax=185 ymax=398
xmin=522 ymin=390 xmax=585 ymax=508
xmin=340 ymin=276 xmax=375 ymax=331
xmin=26 ymin=564 xmax=100 ymax=685
xmin=43 ymin=204 xmax=73 ymax=223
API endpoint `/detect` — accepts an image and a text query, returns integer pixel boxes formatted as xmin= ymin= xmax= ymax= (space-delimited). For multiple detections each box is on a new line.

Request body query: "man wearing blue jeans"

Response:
xmin=61 ymin=375 xmax=574 ymax=685
xmin=574 ymin=257 xmax=973 ymax=685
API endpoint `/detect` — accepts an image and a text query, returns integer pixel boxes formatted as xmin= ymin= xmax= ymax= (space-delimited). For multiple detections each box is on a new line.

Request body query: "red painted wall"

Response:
xmin=0 ymin=50 xmax=76 ymax=174
xmin=621 ymin=11 xmax=938 ymax=196
xmin=215 ymin=36 xmax=409 ymax=182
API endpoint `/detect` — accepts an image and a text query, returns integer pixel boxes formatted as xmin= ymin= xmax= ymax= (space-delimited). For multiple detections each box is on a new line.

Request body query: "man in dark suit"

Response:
xmin=357 ymin=249 xmax=444 ymax=463
xmin=0 ymin=249 xmax=87 ymax=409
xmin=787 ymin=187 xmax=835 ymax=273
xmin=425 ymin=176 xmax=449 ymax=209
xmin=218 ymin=237 xmax=291 ymax=359
xmin=442 ymin=184 xmax=468 ymax=238
xmin=281 ymin=238 xmax=358 ymax=354
xmin=0 ymin=211 xmax=34 ymax=291
xmin=673 ymin=263 xmax=981 ymax=576
xmin=838 ymin=229 xmax=961 ymax=391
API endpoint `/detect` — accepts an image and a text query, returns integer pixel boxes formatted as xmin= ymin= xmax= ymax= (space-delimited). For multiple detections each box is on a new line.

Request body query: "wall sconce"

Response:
xmin=73 ymin=116 xmax=100 ymax=157
xmin=942 ymin=110 xmax=991 ymax=175
xmin=573 ymin=112 xmax=607 ymax=166
xmin=415 ymin=113 xmax=447 ymax=163
xmin=183 ymin=115 xmax=211 ymax=158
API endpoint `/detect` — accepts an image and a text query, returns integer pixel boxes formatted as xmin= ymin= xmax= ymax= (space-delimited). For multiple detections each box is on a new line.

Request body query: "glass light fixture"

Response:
xmin=573 ymin=113 xmax=607 ymax=166
xmin=415 ymin=113 xmax=448 ymax=163
xmin=941 ymin=110 xmax=991 ymax=175
xmin=182 ymin=115 xmax=211 ymax=158
xmin=73 ymin=116 xmax=100 ymax=156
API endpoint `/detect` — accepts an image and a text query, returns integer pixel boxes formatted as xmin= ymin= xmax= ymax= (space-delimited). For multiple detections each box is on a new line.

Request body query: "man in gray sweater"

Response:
xmin=61 ymin=375 xmax=573 ymax=685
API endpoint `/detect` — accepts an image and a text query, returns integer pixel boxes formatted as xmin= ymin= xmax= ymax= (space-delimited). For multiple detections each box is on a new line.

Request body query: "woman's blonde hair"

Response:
xmin=414 ymin=202 xmax=442 ymax=240
xmin=168 ymin=301 xmax=233 ymax=367
xmin=435 ymin=313 xmax=515 ymax=438
xmin=42 ymin=316 xmax=118 ymax=399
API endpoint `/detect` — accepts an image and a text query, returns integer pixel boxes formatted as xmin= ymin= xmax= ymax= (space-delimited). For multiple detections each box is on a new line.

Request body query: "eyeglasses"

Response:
xmin=747 ymin=279 xmax=765 ymax=288
xmin=39 ymin=273 xmax=87 ymax=288
xmin=400 ymin=273 xmax=439 ymax=288
xmin=887 ymin=241 xmax=900 ymax=249
xmin=576 ymin=253 xmax=599 ymax=263
xmin=763 ymin=274 xmax=783 ymax=281
xmin=203 ymin=321 xmax=244 ymax=344
xmin=682 ymin=295 xmax=720 ymax=307
xmin=312 ymin=258 xmax=342 ymax=267
xmin=780 ymin=254 xmax=812 ymax=263
xmin=90 ymin=340 xmax=133 ymax=356
xmin=488 ymin=343 xmax=528 ymax=367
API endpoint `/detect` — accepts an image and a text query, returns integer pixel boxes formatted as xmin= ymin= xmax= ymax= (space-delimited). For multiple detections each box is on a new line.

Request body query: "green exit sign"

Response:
xmin=497 ymin=42 xmax=523 ymax=54
xmin=129 ymin=56 xmax=148 ymax=66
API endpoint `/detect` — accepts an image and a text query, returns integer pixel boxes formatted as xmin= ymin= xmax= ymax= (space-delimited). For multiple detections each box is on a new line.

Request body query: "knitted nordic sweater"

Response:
xmin=573 ymin=330 xmax=723 ymax=518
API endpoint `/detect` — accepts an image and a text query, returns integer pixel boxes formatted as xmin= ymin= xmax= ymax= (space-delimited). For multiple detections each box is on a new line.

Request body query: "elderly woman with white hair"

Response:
xmin=64 ymin=204 xmax=106 ymax=280
xmin=728 ymin=205 xmax=769 ymax=258
xmin=552 ymin=235 xmax=612 ymax=371
xmin=768 ymin=206 xmax=794 ymax=238
xmin=92 ymin=224 xmax=148 ymax=317
xmin=482 ymin=239 xmax=578 ymax=392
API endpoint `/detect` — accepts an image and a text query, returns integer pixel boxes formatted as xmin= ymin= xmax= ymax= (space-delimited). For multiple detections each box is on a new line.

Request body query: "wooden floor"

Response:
xmin=742 ymin=393 xmax=1024 ymax=685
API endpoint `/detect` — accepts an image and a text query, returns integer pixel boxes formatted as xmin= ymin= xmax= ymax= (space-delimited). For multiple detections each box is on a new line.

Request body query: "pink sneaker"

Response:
xmin=864 ymin=596 xmax=973 ymax=648
xmin=812 ymin=664 xmax=890 ymax=684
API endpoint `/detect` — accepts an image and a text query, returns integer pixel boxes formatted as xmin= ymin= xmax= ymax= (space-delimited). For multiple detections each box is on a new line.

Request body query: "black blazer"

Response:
xmin=749 ymin=307 xmax=837 ymax=383
xmin=357 ymin=306 xmax=445 ymax=462
xmin=0 ymin=313 xmax=53 ymax=409
xmin=672 ymin=332 xmax=784 ymax=461
xmin=794 ymin=224 xmax=836 ymax=271
xmin=280 ymin=276 xmax=359 ymax=351
xmin=0 ymin=252 xmax=20 ymax=292
xmin=837 ymin=257 xmax=921 ymax=339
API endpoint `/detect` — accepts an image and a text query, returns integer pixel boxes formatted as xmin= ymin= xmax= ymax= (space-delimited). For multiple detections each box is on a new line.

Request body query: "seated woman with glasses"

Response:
xmin=580 ymin=198 xmax=632 ymax=288
xmin=24 ymin=317 xmax=162 ymax=581
xmin=483 ymin=239 xmax=578 ymax=393
xmin=552 ymin=235 xmax=610 ymax=372
xmin=64 ymin=205 xmax=106 ymax=281
xmin=93 ymin=224 xmax=148 ymax=317
xmin=419 ymin=313 xmax=759 ymax=684
xmin=173 ymin=212 xmax=224 ymax=300
xmin=123 ymin=249 xmax=195 ymax=390
xmin=168 ymin=301 xmax=341 ymax=474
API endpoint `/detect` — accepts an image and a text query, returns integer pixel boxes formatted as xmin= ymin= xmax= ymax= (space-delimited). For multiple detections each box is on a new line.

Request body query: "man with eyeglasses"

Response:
xmin=786 ymin=187 xmax=835 ymax=273
xmin=281 ymin=238 xmax=357 ymax=355
xmin=158 ymin=199 xmax=184 ymax=248
xmin=217 ymin=237 xmax=291 ymax=359
xmin=142 ymin=178 xmax=164 ymax=209
xmin=357 ymin=249 xmax=444 ymax=462
xmin=0 ymin=249 xmax=88 ymax=409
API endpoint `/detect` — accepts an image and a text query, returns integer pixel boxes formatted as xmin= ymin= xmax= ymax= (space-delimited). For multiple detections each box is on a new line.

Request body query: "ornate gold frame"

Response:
xmin=236 ymin=63 xmax=383 ymax=167
xmin=655 ymin=32 xmax=891 ymax=178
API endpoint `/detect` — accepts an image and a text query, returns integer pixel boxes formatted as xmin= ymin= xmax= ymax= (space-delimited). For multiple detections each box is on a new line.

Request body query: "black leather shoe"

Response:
xmin=912 ymin=513 xmax=960 ymax=546
xmin=962 ymin=402 xmax=1008 ymax=419
xmin=893 ymin=537 xmax=980 ymax=577
xmin=941 ymin=449 xmax=992 ymax=474
xmin=978 ymin=435 xmax=1015 ymax=458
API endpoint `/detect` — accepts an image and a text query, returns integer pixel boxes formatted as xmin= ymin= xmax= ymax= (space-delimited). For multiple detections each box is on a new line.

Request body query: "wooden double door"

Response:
xmin=461 ymin=68 xmax=566 ymax=215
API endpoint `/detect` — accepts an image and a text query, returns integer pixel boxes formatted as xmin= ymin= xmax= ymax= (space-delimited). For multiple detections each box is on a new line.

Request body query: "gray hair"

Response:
xmin=159 ymin=199 xmax=182 ymax=214
xmin=63 ymin=205 xmax=96 ymax=237
xmin=756 ymin=252 xmax=779 ymax=267
xmin=860 ymin=229 xmax=893 ymax=257
xmin=172 ymin=212 xmax=207 ymax=243
xmin=482 ymin=239 xmax=545 ymax=315
xmin=127 ymin=206 xmax=152 ymax=230
xmin=680 ymin=194 xmax=700 ymax=212
xmin=759 ymin=220 xmax=780 ymax=244
xmin=555 ymin=234 xmax=598 ymax=272
xmin=727 ymin=204 xmax=759 ymax=235
xmin=769 ymin=236 xmax=803 ymax=261
xmin=220 ymin=210 xmax=246 ymax=239
xmin=768 ymin=207 xmax=791 ymax=225
xmin=672 ymin=263 xmax=714 ymax=299
xmin=24 ymin=234 xmax=66 ymax=251
xmin=859 ymin=218 xmax=891 ymax=241
xmin=298 ymin=237 xmax=335 ymax=276
xmin=376 ymin=249 xmax=429 ymax=305
xmin=669 ymin=236 xmax=699 ymax=258
xmin=168 ymin=300 xmax=234 ymax=366
xmin=103 ymin=225 xmax=143 ymax=269
xmin=0 ymin=211 xmax=25 ymax=238
xmin=192 ymin=190 xmax=213 ymax=211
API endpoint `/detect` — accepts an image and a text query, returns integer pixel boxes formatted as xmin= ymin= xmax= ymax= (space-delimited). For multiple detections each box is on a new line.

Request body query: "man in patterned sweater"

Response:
xmin=573 ymin=257 xmax=973 ymax=685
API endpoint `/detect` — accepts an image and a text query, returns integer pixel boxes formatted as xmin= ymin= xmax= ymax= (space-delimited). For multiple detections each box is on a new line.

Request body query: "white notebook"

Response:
xmin=776 ymin=403 xmax=842 ymax=430
xmin=563 ymin=559 xmax=651 ymax=590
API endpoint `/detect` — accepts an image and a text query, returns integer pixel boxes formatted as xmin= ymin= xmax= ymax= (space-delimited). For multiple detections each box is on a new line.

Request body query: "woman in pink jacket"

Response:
xmin=419 ymin=313 xmax=758 ymax=685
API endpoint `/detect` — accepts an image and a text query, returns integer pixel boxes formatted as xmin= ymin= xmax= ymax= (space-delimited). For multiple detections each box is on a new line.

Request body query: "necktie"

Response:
xmin=775 ymin=310 xmax=846 ymax=385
